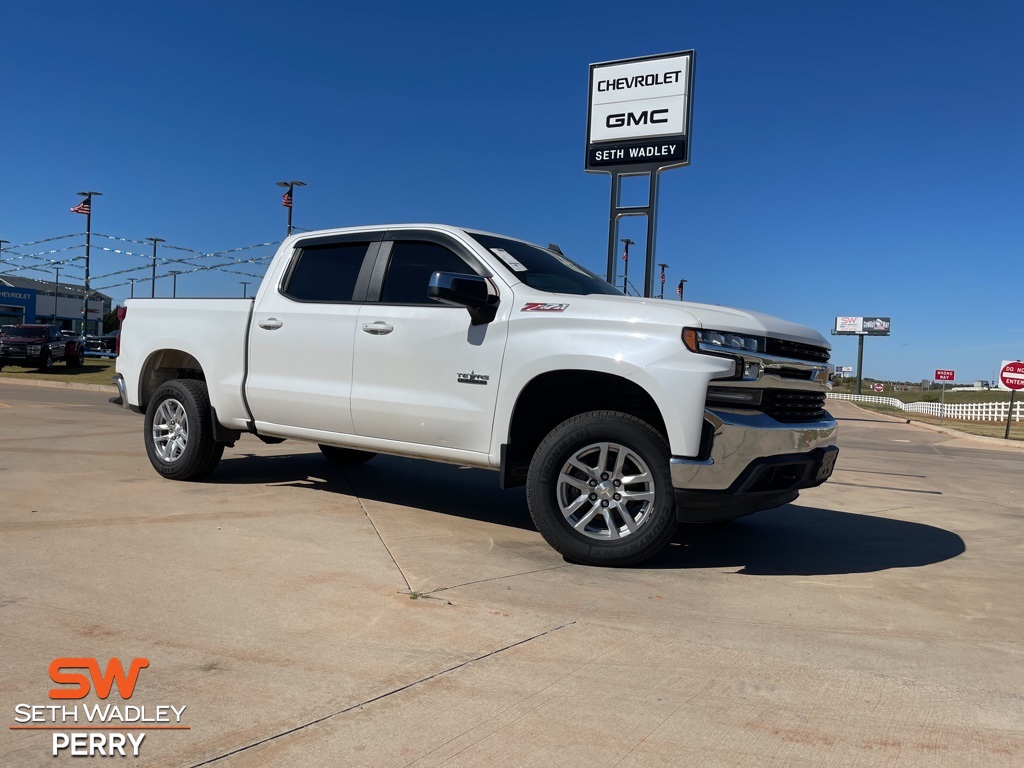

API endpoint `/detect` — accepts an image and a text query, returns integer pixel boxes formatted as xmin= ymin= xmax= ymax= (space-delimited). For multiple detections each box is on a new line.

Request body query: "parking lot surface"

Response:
xmin=1 ymin=382 xmax=1021 ymax=766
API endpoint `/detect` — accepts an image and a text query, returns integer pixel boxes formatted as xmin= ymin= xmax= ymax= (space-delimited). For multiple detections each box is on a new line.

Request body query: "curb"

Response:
xmin=0 ymin=376 xmax=117 ymax=394
xmin=841 ymin=400 xmax=1024 ymax=450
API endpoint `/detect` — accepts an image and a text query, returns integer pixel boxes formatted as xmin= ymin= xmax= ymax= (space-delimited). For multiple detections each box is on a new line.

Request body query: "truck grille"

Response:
xmin=765 ymin=338 xmax=830 ymax=363
xmin=760 ymin=390 xmax=828 ymax=423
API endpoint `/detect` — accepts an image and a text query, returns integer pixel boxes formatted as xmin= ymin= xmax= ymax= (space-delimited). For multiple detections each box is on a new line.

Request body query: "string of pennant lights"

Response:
xmin=0 ymin=182 xmax=305 ymax=298
xmin=0 ymin=232 xmax=280 ymax=293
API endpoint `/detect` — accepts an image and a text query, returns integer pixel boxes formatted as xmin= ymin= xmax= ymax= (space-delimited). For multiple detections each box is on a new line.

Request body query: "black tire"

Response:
xmin=144 ymin=379 xmax=225 ymax=481
xmin=38 ymin=352 xmax=54 ymax=373
xmin=318 ymin=444 xmax=376 ymax=466
xmin=68 ymin=350 xmax=85 ymax=367
xmin=526 ymin=411 xmax=678 ymax=567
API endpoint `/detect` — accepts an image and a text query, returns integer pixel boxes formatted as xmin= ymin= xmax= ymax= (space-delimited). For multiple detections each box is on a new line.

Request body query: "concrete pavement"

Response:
xmin=1 ymin=385 xmax=1021 ymax=766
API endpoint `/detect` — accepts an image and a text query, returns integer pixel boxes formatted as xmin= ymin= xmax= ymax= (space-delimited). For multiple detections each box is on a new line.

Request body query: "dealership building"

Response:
xmin=0 ymin=275 xmax=112 ymax=335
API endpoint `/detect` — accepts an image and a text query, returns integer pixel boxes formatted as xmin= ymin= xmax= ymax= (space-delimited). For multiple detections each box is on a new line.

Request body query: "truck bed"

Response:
xmin=116 ymin=298 xmax=254 ymax=427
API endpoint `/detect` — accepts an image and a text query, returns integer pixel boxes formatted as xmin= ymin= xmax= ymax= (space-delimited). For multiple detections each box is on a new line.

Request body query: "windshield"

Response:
xmin=470 ymin=233 xmax=622 ymax=296
xmin=1 ymin=326 xmax=42 ymax=338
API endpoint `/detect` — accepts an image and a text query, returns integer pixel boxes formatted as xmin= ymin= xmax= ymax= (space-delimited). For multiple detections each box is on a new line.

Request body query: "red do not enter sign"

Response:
xmin=1000 ymin=361 xmax=1024 ymax=391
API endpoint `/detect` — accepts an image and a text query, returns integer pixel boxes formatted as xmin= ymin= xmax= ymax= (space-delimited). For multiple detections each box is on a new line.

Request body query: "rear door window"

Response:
xmin=282 ymin=242 xmax=372 ymax=302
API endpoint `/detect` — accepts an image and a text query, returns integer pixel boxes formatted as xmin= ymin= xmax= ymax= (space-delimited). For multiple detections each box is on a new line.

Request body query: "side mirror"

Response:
xmin=428 ymin=272 xmax=498 ymax=325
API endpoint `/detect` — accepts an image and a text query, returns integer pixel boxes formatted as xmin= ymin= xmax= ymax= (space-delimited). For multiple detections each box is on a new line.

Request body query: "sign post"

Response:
xmin=998 ymin=360 xmax=1024 ymax=439
xmin=934 ymin=369 xmax=955 ymax=425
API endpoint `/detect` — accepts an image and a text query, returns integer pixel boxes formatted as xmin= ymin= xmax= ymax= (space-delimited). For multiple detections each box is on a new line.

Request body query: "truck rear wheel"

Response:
xmin=526 ymin=411 xmax=677 ymax=567
xmin=318 ymin=444 xmax=376 ymax=466
xmin=144 ymin=379 xmax=224 ymax=480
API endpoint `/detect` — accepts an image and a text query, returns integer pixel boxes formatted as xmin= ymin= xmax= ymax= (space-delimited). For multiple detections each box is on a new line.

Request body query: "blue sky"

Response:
xmin=1 ymin=0 xmax=1021 ymax=383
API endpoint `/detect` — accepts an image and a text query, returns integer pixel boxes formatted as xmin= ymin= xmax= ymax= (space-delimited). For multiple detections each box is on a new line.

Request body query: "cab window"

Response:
xmin=380 ymin=241 xmax=478 ymax=305
xmin=283 ymin=242 xmax=371 ymax=302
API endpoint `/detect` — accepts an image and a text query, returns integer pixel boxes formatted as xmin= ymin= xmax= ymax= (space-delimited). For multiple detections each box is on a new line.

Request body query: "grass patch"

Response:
xmin=0 ymin=357 xmax=117 ymax=387
xmin=852 ymin=401 xmax=1024 ymax=442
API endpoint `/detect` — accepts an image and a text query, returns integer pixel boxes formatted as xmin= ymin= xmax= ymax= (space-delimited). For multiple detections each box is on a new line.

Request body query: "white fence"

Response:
xmin=827 ymin=393 xmax=1023 ymax=422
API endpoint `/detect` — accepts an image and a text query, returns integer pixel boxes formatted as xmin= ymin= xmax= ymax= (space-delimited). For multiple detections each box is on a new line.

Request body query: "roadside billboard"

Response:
xmin=834 ymin=316 xmax=891 ymax=336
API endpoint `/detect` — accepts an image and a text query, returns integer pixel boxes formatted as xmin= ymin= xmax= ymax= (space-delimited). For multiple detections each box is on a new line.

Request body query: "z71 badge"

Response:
xmin=521 ymin=303 xmax=569 ymax=312
xmin=457 ymin=371 xmax=490 ymax=385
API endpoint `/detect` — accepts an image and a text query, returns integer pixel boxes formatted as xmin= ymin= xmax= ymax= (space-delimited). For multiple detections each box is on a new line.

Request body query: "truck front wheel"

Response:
xmin=526 ymin=411 xmax=677 ymax=567
xmin=144 ymin=379 xmax=224 ymax=481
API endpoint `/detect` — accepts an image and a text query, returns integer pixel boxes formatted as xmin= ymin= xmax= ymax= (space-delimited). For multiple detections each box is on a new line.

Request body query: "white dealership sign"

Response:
xmin=586 ymin=51 xmax=694 ymax=171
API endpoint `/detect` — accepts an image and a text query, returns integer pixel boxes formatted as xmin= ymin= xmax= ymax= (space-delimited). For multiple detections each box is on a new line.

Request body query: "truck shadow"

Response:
xmin=216 ymin=451 xmax=535 ymax=531
xmin=657 ymin=507 xmax=965 ymax=575
xmin=214 ymin=452 xmax=965 ymax=576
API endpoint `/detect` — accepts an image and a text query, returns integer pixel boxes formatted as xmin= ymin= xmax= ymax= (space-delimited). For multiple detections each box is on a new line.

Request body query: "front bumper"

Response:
xmin=0 ymin=352 xmax=47 ymax=366
xmin=671 ymin=408 xmax=838 ymax=522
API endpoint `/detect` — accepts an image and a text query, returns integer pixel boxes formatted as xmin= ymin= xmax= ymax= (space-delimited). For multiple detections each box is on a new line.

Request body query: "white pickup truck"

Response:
xmin=113 ymin=224 xmax=838 ymax=566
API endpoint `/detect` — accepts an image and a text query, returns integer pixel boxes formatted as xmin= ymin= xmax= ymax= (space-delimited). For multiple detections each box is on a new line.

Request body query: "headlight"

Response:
xmin=682 ymin=328 xmax=764 ymax=355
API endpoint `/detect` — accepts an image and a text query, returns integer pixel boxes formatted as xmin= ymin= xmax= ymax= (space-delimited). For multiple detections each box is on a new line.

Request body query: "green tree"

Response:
xmin=102 ymin=306 xmax=121 ymax=334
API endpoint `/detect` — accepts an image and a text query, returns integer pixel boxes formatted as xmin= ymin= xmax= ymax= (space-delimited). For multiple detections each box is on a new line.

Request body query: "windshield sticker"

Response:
xmin=522 ymin=303 xmax=569 ymax=312
xmin=491 ymin=248 xmax=528 ymax=272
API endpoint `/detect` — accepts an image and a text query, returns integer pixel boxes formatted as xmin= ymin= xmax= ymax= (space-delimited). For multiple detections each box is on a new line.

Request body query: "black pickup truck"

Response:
xmin=0 ymin=324 xmax=87 ymax=372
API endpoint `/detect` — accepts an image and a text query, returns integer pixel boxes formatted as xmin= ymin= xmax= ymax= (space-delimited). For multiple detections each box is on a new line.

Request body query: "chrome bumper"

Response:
xmin=670 ymin=408 xmax=838 ymax=492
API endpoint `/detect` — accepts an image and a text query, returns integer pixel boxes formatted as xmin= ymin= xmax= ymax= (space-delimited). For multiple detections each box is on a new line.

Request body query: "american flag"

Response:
xmin=282 ymin=189 xmax=293 ymax=208
xmin=676 ymin=280 xmax=683 ymax=297
xmin=621 ymin=248 xmax=627 ymax=261
xmin=70 ymin=198 xmax=91 ymax=215
xmin=660 ymin=271 xmax=666 ymax=284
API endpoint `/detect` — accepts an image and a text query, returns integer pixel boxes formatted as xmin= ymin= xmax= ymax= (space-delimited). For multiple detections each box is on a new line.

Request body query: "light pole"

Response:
xmin=75 ymin=191 xmax=102 ymax=333
xmin=170 ymin=271 xmax=183 ymax=298
xmin=619 ymin=238 xmax=634 ymax=295
xmin=128 ymin=278 xmax=136 ymax=299
xmin=240 ymin=281 xmax=250 ymax=298
xmin=658 ymin=263 xmax=668 ymax=300
xmin=276 ymin=180 xmax=306 ymax=235
xmin=0 ymin=240 xmax=9 ymax=257
xmin=53 ymin=267 xmax=61 ymax=320
xmin=145 ymin=237 xmax=165 ymax=298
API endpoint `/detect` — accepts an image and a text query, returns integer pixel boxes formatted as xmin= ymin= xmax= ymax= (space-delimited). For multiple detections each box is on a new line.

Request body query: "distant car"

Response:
xmin=85 ymin=330 xmax=119 ymax=356
xmin=0 ymin=324 xmax=86 ymax=372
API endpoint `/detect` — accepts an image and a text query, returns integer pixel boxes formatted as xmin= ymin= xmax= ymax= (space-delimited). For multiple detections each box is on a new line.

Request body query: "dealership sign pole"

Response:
xmin=998 ymin=360 xmax=1024 ymax=439
xmin=934 ymin=369 xmax=955 ymax=425
xmin=586 ymin=51 xmax=694 ymax=298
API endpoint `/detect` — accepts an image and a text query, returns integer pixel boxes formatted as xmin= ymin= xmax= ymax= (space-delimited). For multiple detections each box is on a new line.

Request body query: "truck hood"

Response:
xmin=679 ymin=301 xmax=830 ymax=348
xmin=539 ymin=293 xmax=830 ymax=348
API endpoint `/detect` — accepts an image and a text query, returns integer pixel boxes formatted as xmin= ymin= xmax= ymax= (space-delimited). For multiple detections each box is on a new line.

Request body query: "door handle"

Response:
xmin=361 ymin=322 xmax=394 ymax=335
xmin=258 ymin=318 xmax=283 ymax=330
